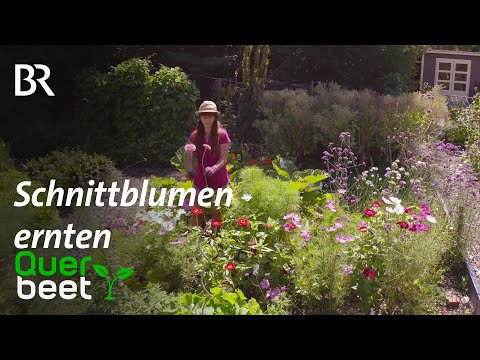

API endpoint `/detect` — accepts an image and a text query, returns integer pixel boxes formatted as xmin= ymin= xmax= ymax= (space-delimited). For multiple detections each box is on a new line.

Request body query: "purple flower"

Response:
xmin=169 ymin=237 xmax=187 ymax=245
xmin=115 ymin=217 xmax=127 ymax=229
xmin=335 ymin=234 xmax=356 ymax=243
xmin=325 ymin=200 xmax=337 ymax=212
xmin=260 ymin=279 xmax=270 ymax=289
xmin=301 ymin=230 xmax=311 ymax=242
xmin=326 ymin=222 xmax=344 ymax=232
xmin=283 ymin=212 xmax=301 ymax=226
xmin=266 ymin=287 xmax=282 ymax=300
xmin=338 ymin=189 xmax=347 ymax=194
xmin=339 ymin=132 xmax=351 ymax=140
xmin=343 ymin=265 xmax=353 ymax=275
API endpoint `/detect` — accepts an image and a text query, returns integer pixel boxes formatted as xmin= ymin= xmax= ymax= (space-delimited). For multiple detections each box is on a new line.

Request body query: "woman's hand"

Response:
xmin=204 ymin=165 xmax=218 ymax=177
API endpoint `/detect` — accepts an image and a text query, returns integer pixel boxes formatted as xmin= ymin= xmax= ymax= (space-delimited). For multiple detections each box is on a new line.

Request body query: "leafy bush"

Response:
xmin=0 ymin=169 xmax=61 ymax=259
xmin=73 ymin=58 xmax=200 ymax=167
xmin=255 ymin=83 xmax=449 ymax=168
xmin=0 ymin=139 xmax=12 ymax=172
xmin=92 ymin=210 xmax=200 ymax=294
xmin=446 ymin=94 xmax=480 ymax=145
xmin=227 ymin=166 xmax=301 ymax=221
xmin=0 ymin=167 xmax=61 ymax=315
xmin=24 ymin=147 xmax=121 ymax=191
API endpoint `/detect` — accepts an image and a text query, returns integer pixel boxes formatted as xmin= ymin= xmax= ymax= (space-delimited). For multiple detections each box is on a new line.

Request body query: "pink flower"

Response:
xmin=338 ymin=189 xmax=347 ymax=194
xmin=364 ymin=208 xmax=376 ymax=217
xmin=184 ymin=143 xmax=196 ymax=153
xmin=359 ymin=226 xmax=368 ymax=232
xmin=203 ymin=144 xmax=212 ymax=151
xmin=325 ymin=200 xmax=337 ymax=212
xmin=283 ymin=212 xmax=301 ymax=226
xmin=415 ymin=223 xmax=430 ymax=232
xmin=372 ymin=202 xmax=382 ymax=208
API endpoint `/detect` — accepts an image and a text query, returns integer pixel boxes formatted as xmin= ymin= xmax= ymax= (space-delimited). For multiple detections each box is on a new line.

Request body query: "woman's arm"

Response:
xmin=214 ymin=143 xmax=231 ymax=169
xmin=205 ymin=143 xmax=231 ymax=176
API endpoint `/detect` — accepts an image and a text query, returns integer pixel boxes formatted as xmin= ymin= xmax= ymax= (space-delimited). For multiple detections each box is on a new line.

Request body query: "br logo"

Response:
xmin=15 ymin=64 xmax=55 ymax=96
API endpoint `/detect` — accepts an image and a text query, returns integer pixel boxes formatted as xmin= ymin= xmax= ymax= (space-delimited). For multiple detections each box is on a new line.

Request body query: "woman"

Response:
xmin=186 ymin=101 xmax=231 ymax=226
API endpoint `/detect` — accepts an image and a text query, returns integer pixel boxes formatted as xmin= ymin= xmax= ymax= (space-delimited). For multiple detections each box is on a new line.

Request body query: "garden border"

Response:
xmin=464 ymin=254 xmax=480 ymax=315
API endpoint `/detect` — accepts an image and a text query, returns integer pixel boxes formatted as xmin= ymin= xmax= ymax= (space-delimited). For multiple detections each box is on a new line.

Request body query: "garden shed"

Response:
xmin=421 ymin=50 xmax=480 ymax=105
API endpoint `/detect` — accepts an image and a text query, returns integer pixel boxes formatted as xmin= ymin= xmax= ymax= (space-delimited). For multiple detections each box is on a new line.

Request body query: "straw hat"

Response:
xmin=195 ymin=101 xmax=221 ymax=116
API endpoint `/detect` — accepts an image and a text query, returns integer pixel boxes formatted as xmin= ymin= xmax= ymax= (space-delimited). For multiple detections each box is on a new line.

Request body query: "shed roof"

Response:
xmin=426 ymin=50 xmax=480 ymax=57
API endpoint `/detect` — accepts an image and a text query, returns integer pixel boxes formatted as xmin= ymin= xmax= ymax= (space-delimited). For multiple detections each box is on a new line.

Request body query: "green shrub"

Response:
xmin=0 ymin=168 xmax=61 ymax=315
xmin=255 ymin=83 xmax=449 ymax=168
xmin=0 ymin=139 xmax=12 ymax=172
xmin=93 ymin=215 xmax=200 ymax=293
xmin=0 ymin=169 xmax=61 ymax=259
xmin=73 ymin=58 xmax=200 ymax=167
xmin=25 ymin=147 xmax=121 ymax=190
xmin=292 ymin=229 xmax=349 ymax=313
xmin=379 ymin=209 xmax=451 ymax=314
xmin=227 ymin=166 xmax=301 ymax=221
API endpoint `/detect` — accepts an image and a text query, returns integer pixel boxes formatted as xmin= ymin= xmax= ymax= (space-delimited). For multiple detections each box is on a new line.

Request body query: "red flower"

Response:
xmin=372 ymin=202 xmax=381 ymax=208
xmin=359 ymin=225 xmax=368 ymax=232
xmin=237 ymin=218 xmax=249 ymax=227
xmin=231 ymin=153 xmax=237 ymax=159
xmin=212 ymin=220 xmax=222 ymax=227
xmin=404 ymin=206 xmax=411 ymax=214
xmin=264 ymin=159 xmax=272 ymax=165
xmin=262 ymin=223 xmax=272 ymax=228
xmin=396 ymin=221 xmax=409 ymax=229
xmin=224 ymin=262 xmax=236 ymax=271
xmin=364 ymin=208 xmax=377 ymax=217
xmin=250 ymin=248 xmax=260 ymax=254
xmin=249 ymin=159 xmax=258 ymax=165
xmin=287 ymin=222 xmax=297 ymax=230
xmin=191 ymin=207 xmax=203 ymax=215
xmin=362 ymin=268 xmax=376 ymax=278
xmin=138 ymin=219 xmax=145 ymax=226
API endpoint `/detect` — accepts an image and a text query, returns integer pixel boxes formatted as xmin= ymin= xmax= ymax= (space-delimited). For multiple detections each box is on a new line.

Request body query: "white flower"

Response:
xmin=386 ymin=203 xmax=405 ymax=215
xmin=382 ymin=197 xmax=394 ymax=205
xmin=389 ymin=196 xmax=401 ymax=204
xmin=426 ymin=215 xmax=437 ymax=223
xmin=393 ymin=203 xmax=405 ymax=215
xmin=146 ymin=245 xmax=152 ymax=250
xmin=242 ymin=193 xmax=252 ymax=202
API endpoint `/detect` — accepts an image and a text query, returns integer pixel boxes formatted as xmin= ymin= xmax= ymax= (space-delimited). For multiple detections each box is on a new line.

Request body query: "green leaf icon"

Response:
xmin=116 ymin=268 xmax=134 ymax=280
xmin=93 ymin=264 xmax=109 ymax=278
